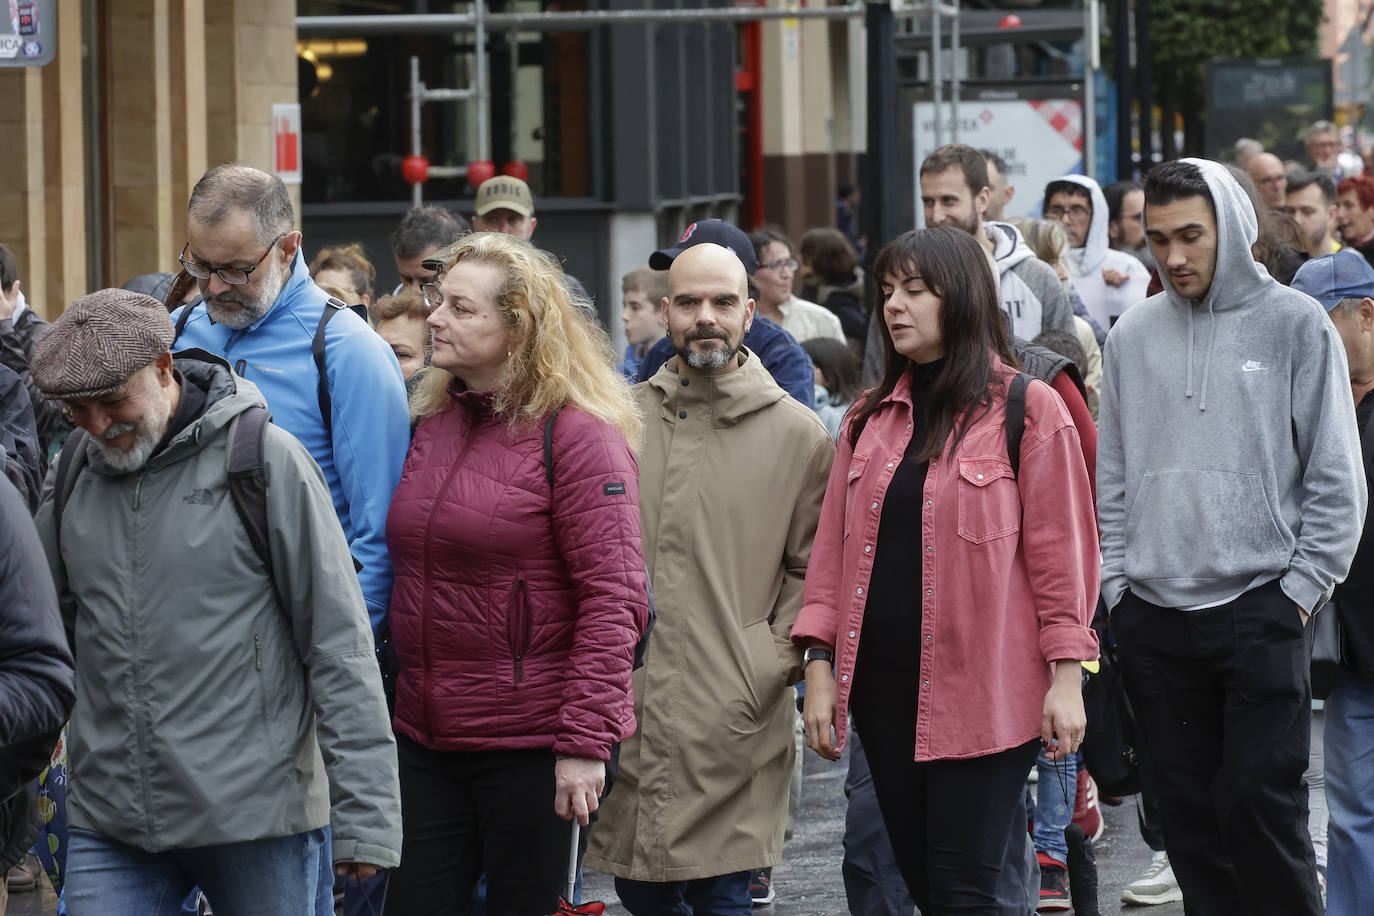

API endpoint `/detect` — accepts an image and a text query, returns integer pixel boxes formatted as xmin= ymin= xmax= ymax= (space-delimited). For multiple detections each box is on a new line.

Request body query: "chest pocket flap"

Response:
xmin=956 ymin=457 xmax=1020 ymax=543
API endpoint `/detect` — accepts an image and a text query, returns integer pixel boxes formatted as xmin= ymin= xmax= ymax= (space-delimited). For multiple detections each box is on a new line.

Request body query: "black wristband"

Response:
xmin=804 ymin=647 xmax=835 ymax=667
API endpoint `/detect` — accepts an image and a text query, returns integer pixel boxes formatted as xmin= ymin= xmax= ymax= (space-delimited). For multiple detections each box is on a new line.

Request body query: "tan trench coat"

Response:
xmin=584 ymin=350 xmax=835 ymax=882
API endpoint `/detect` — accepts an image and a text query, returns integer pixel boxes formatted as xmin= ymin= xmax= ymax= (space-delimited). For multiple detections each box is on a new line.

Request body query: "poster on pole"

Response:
xmin=272 ymin=103 xmax=303 ymax=185
xmin=0 ymin=0 xmax=56 ymax=67
xmin=911 ymin=87 xmax=1085 ymax=222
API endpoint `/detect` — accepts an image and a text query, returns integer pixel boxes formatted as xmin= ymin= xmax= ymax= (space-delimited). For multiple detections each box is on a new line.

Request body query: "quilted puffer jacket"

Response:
xmin=386 ymin=386 xmax=649 ymax=760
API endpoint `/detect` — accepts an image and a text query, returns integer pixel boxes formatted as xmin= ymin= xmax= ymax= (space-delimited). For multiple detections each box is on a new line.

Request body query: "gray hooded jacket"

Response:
xmin=1097 ymin=158 xmax=1366 ymax=614
xmin=35 ymin=355 xmax=401 ymax=865
xmin=987 ymin=221 xmax=1077 ymax=340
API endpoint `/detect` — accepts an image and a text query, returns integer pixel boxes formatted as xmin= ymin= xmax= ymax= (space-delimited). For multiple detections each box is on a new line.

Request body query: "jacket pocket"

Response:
xmin=506 ymin=579 xmax=532 ymax=685
xmin=1125 ymin=469 xmax=1287 ymax=583
xmin=956 ymin=457 xmax=1020 ymax=543
xmin=843 ymin=453 xmax=871 ymax=538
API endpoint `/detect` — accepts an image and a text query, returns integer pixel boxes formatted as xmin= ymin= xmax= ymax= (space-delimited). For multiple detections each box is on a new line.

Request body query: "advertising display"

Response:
xmin=0 ymin=0 xmax=56 ymax=68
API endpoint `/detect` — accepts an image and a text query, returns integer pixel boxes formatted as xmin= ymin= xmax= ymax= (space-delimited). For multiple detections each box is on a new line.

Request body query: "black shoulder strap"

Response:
xmin=543 ymin=407 xmax=563 ymax=491
xmin=173 ymin=302 xmax=195 ymax=342
xmin=314 ymin=298 xmax=348 ymax=439
xmin=52 ymin=429 xmax=90 ymax=545
xmin=1006 ymin=373 xmax=1031 ymax=478
xmin=225 ymin=405 xmax=273 ymax=576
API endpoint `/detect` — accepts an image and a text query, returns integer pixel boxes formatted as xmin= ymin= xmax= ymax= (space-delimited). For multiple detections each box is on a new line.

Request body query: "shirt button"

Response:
xmin=925 ymin=634 xmax=932 ymax=642
xmin=926 ymin=499 xmax=932 ymax=506
xmin=976 ymin=473 xmax=985 ymax=480
xmin=840 ymin=674 xmax=849 ymax=682
xmin=926 ymin=588 xmax=933 ymax=596
xmin=864 ymin=545 xmax=872 ymax=553
xmin=871 ymin=502 xmax=879 ymax=510
xmin=848 ymin=630 xmax=857 ymax=638
xmin=925 ymin=545 xmax=932 ymax=552
xmin=887 ymin=462 xmax=894 ymax=469
xmin=856 ymin=587 xmax=864 ymax=596
xmin=678 ymin=410 xmax=687 ymax=419
xmin=923 ymin=679 xmax=930 ymax=687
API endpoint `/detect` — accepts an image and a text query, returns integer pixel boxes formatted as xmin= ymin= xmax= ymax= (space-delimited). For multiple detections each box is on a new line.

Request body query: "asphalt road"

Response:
xmin=583 ymin=744 xmax=1188 ymax=916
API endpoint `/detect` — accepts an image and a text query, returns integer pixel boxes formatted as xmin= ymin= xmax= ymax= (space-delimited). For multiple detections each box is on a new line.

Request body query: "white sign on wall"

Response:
xmin=913 ymin=98 xmax=1084 ymax=222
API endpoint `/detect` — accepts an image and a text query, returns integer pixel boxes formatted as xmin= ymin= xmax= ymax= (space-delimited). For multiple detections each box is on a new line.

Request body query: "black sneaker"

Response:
xmin=1037 ymin=853 xmax=1072 ymax=912
xmin=749 ymin=868 xmax=776 ymax=907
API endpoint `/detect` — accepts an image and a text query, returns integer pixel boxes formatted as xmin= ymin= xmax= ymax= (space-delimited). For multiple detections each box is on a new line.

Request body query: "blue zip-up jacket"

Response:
xmin=171 ymin=252 xmax=409 ymax=634
xmin=635 ymin=316 xmax=815 ymax=406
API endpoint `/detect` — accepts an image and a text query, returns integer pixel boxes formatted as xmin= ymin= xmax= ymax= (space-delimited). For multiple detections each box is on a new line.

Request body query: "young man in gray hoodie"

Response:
xmin=1098 ymin=158 xmax=1367 ymax=916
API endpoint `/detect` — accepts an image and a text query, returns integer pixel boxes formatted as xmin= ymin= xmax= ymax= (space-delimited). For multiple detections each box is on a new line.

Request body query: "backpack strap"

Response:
xmin=1006 ymin=373 xmax=1031 ymax=479
xmin=225 ymin=405 xmax=273 ymax=577
xmin=173 ymin=302 xmax=196 ymax=342
xmin=52 ymin=429 xmax=90 ymax=548
xmin=543 ymin=407 xmax=563 ymax=491
xmin=314 ymin=298 xmax=348 ymax=439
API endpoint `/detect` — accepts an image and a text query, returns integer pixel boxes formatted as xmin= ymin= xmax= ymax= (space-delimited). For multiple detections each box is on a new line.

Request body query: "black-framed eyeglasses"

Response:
xmin=179 ymin=233 xmax=285 ymax=286
xmin=1044 ymin=205 xmax=1091 ymax=221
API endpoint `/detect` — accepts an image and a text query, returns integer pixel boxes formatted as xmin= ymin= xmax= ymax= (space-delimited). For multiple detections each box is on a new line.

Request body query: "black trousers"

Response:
xmin=384 ymin=735 xmax=571 ymax=916
xmin=1113 ymin=581 xmax=1323 ymax=916
xmin=851 ymin=670 xmax=1039 ymax=915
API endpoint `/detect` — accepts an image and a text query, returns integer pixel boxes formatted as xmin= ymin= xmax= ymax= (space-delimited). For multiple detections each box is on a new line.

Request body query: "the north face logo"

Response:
xmin=183 ymin=489 xmax=213 ymax=505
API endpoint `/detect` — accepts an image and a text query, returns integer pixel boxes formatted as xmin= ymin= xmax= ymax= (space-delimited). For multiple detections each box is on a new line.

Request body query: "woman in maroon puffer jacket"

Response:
xmin=384 ymin=233 xmax=649 ymax=916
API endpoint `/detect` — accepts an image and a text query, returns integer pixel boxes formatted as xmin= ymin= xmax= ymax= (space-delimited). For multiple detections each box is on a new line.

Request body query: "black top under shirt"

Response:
xmin=852 ymin=360 xmax=943 ymax=682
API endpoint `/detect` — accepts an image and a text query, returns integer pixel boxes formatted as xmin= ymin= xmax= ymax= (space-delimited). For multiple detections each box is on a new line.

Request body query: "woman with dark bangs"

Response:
xmin=792 ymin=226 xmax=1100 ymax=911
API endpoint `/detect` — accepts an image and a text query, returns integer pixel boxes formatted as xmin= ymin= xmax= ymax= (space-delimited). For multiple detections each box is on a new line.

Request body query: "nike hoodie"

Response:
xmin=1055 ymin=174 xmax=1151 ymax=328
xmin=987 ymin=221 xmax=1076 ymax=340
xmin=1097 ymin=158 xmax=1366 ymax=614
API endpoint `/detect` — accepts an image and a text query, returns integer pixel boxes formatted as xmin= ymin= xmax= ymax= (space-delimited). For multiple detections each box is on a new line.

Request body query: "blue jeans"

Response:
xmin=1324 ymin=672 xmax=1374 ymax=916
xmin=1031 ymin=750 xmax=1079 ymax=864
xmin=615 ymin=871 xmax=752 ymax=916
xmin=64 ymin=827 xmax=334 ymax=916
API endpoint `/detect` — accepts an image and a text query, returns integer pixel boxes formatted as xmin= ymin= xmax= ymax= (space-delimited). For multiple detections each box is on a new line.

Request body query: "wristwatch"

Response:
xmin=803 ymin=647 xmax=835 ymax=667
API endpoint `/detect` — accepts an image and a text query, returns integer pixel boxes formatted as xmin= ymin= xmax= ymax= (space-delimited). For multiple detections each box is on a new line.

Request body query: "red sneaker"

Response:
xmin=1072 ymin=771 xmax=1104 ymax=842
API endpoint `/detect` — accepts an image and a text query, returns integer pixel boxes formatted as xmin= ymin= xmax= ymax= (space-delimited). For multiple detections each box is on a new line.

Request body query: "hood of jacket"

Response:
xmin=987 ymin=221 xmax=1035 ymax=275
xmin=1154 ymin=158 xmax=1276 ymax=412
xmin=645 ymin=347 xmax=789 ymax=426
xmin=85 ymin=352 xmax=265 ymax=476
xmin=1056 ymin=174 xmax=1112 ymax=275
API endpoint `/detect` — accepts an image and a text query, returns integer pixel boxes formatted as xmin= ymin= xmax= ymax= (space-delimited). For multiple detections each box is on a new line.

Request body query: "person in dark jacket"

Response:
xmin=1290 ymin=250 xmax=1374 ymax=915
xmin=635 ymin=220 xmax=816 ymax=406
xmin=0 ymin=244 xmax=63 ymax=464
xmin=0 ymin=364 xmax=41 ymax=512
xmin=385 ymin=232 xmax=649 ymax=916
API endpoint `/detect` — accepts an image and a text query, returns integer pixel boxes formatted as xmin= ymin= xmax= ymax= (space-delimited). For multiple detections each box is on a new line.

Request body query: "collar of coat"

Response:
xmin=645 ymin=346 xmax=789 ymax=427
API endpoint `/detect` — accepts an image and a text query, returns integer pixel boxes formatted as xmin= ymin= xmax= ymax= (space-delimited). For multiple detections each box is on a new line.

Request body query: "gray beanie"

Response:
xmin=31 ymin=288 xmax=175 ymax=400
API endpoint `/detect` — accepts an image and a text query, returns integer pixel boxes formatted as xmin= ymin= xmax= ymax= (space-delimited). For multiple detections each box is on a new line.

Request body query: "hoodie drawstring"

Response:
xmin=1199 ymin=300 xmax=1216 ymax=412
xmin=1185 ymin=306 xmax=1194 ymax=401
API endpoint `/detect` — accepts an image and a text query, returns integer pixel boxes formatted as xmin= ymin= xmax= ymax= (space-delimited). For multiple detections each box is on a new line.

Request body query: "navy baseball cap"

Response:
xmin=650 ymin=219 xmax=759 ymax=275
xmin=1291 ymin=249 xmax=1374 ymax=310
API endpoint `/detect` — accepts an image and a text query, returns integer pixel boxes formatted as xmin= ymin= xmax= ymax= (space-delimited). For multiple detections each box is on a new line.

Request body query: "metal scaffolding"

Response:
xmin=297 ymin=1 xmax=965 ymax=205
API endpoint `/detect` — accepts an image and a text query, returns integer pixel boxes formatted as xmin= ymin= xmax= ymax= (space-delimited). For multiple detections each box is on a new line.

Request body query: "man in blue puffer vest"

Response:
xmin=172 ymin=164 xmax=409 ymax=636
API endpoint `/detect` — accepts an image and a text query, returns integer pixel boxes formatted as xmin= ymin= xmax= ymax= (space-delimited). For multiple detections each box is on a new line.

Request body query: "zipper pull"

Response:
xmin=254 ymin=634 xmax=262 ymax=670
xmin=134 ymin=472 xmax=144 ymax=510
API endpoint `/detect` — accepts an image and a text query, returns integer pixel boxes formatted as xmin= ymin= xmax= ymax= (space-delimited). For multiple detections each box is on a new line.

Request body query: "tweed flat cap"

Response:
xmin=31 ymin=288 xmax=176 ymax=400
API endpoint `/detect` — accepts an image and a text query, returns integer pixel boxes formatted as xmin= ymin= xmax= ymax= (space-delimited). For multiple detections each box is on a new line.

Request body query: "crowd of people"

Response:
xmin=0 ymin=120 xmax=1372 ymax=916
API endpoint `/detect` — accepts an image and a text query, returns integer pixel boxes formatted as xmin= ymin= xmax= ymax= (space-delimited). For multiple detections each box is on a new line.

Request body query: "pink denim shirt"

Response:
xmin=792 ymin=360 xmax=1100 ymax=761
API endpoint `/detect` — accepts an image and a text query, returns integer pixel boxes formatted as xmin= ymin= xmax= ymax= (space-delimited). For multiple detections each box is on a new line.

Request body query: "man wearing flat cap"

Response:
xmin=31 ymin=290 xmax=401 ymax=913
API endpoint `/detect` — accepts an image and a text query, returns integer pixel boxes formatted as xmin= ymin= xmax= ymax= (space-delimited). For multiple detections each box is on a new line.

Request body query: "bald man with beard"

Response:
xmin=585 ymin=244 xmax=835 ymax=915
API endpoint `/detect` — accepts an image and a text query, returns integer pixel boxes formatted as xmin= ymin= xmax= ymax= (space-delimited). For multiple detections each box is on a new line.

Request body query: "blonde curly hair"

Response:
xmin=410 ymin=233 xmax=642 ymax=449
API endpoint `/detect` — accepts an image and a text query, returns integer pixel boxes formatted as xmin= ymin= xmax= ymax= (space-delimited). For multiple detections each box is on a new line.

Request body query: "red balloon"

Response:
xmin=999 ymin=14 xmax=1022 ymax=28
xmin=466 ymin=159 xmax=497 ymax=186
xmin=401 ymin=154 xmax=430 ymax=185
xmin=502 ymin=159 xmax=530 ymax=181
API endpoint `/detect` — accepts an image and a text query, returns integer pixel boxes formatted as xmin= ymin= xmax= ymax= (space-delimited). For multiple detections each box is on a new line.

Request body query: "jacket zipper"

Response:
xmin=507 ymin=579 xmax=531 ymax=685
xmin=419 ymin=417 xmax=481 ymax=738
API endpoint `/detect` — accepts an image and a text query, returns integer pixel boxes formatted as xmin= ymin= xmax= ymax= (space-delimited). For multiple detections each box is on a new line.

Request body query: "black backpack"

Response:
xmin=543 ymin=408 xmax=655 ymax=670
xmin=173 ymin=296 xmax=351 ymax=438
xmin=53 ymin=404 xmax=274 ymax=582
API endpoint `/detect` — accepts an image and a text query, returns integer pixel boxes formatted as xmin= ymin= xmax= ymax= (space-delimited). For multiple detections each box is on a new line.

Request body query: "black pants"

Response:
xmin=384 ymin=735 xmax=570 ymax=916
xmin=851 ymin=671 xmax=1039 ymax=915
xmin=1113 ymin=581 xmax=1322 ymax=916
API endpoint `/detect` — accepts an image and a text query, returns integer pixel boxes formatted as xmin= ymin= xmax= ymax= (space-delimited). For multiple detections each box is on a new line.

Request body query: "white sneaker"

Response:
xmin=1121 ymin=850 xmax=1184 ymax=905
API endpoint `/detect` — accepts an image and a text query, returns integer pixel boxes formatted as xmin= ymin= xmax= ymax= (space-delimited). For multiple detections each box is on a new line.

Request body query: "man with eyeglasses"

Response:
xmin=1247 ymin=153 xmax=1289 ymax=211
xmin=1307 ymin=120 xmax=1347 ymax=181
xmin=1044 ymin=174 xmax=1151 ymax=329
xmin=171 ymin=164 xmax=409 ymax=639
xmin=749 ymin=228 xmax=845 ymax=346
